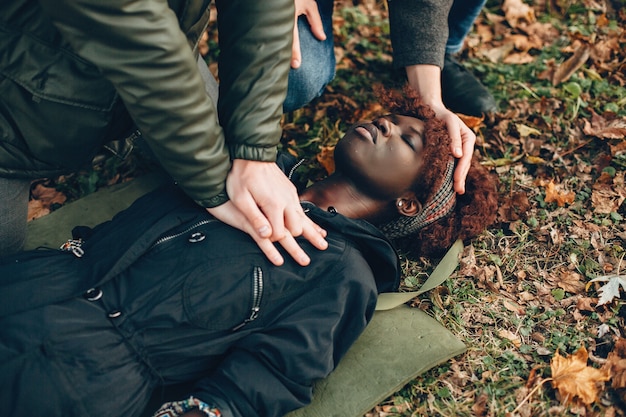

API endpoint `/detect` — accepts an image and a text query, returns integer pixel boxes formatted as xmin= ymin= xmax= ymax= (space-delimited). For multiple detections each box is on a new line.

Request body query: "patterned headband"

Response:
xmin=380 ymin=159 xmax=456 ymax=239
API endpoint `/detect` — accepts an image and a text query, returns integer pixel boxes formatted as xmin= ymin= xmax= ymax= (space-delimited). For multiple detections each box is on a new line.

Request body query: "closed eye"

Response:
xmin=401 ymin=134 xmax=415 ymax=150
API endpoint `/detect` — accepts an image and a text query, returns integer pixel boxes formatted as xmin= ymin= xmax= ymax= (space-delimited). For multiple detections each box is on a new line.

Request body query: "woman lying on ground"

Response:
xmin=0 ymin=86 xmax=497 ymax=417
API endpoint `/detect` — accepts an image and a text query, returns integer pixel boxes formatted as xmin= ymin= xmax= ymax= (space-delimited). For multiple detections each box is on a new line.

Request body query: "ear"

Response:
xmin=395 ymin=192 xmax=422 ymax=217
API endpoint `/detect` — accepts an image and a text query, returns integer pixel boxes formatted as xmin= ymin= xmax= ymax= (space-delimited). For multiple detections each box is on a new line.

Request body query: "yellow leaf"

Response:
xmin=550 ymin=346 xmax=610 ymax=406
xmin=516 ymin=123 xmax=542 ymax=137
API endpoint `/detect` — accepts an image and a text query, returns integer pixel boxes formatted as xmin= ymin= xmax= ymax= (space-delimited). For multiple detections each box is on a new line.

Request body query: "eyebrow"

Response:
xmin=410 ymin=125 xmax=423 ymax=136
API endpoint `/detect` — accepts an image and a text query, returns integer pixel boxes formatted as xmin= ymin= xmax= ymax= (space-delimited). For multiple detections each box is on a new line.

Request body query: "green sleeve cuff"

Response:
xmin=196 ymin=190 xmax=229 ymax=208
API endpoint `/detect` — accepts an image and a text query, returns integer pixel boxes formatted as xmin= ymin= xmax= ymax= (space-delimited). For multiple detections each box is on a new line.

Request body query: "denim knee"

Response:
xmin=284 ymin=0 xmax=335 ymax=112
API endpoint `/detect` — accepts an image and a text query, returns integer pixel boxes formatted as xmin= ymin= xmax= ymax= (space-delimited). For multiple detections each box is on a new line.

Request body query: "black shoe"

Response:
xmin=442 ymin=53 xmax=497 ymax=117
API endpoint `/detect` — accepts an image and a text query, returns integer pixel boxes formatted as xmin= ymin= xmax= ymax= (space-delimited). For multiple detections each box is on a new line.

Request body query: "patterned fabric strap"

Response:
xmin=152 ymin=396 xmax=221 ymax=417
xmin=380 ymin=159 xmax=456 ymax=239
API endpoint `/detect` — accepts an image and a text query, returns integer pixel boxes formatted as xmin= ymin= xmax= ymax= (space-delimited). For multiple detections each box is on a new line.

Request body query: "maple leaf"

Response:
xmin=588 ymin=274 xmax=626 ymax=306
xmin=550 ymin=346 xmax=610 ymax=406
xmin=543 ymin=181 xmax=575 ymax=207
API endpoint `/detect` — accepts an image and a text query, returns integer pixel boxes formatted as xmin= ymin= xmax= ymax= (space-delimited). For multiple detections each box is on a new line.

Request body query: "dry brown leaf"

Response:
xmin=498 ymin=191 xmax=530 ymax=222
xmin=543 ymin=181 xmax=575 ymax=207
xmin=30 ymin=183 xmax=67 ymax=206
xmin=457 ymin=113 xmax=484 ymax=129
xmin=604 ymin=338 xmax=626 ymax=390
xmin=502 ymin=0 xmax=536 ymax=28
xmin=550 ymin=346 xmax=611 ymax=406
xmin=552 ymin=45 xmax=591 ymax=86
xmin=472 ymin=392 xmax=489 ymax=416
xmin=316 ymin=145 xmax=335 ymax=175
xmin=556 ymin=270 xmax=586 ymax=294
xmin=592 ymin=185 xmax=625 ymax=214
xmin=498 ymin=328 xmax=522 ymax=348
xmin=28 ymin=182 xmax=68 ymax=221
xmin=482 ymin=43 xmax=515 ymax=63
xmin=503 ymin=51 xmax=536 ymax=64
xmin=583 ymin=113 xmax=626 ymax=140
xmin=27 ymin=199 xmax=50 ymax=221
xmin=502 ymin=299 xmax=525 ymax=315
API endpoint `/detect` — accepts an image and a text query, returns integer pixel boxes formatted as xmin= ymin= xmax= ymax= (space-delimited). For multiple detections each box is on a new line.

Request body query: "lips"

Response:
xmin=354 ymin=123 xmax=378 ymax=143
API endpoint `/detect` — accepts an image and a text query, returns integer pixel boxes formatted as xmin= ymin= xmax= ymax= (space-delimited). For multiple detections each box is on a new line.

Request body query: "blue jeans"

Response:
xmin=446 ymin=0 xmax=487 ymax=54
xmin=283 ymin=0 xmax=335 ymax=112
xmin=284 ymin=0 xmax=487 ymax=112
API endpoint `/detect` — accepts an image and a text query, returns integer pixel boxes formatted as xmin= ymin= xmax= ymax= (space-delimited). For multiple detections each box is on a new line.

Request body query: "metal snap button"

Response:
xmin=107 ymin=310 xmax=122 ymax=319
xmin=83 ymin=288 xmax=103 ymax=301
xmin=188 ymin=231 xmax=206 ymax=243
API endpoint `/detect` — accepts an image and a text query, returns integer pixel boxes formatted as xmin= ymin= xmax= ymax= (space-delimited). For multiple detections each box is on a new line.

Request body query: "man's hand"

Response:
xmin=405 ymin=64 xmax=476 ymax=194
xmin=291 ymin=0 xmax=326 ymax=69
xmin=210 ymin=159 xmax=327 ymax=266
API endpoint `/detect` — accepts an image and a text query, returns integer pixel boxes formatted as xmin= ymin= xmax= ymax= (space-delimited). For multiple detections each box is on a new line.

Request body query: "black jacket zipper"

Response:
xmin=232 ymin=266 xmax=264 ymax=331
xmin=150 ymin=219 xmax=215 ymax=249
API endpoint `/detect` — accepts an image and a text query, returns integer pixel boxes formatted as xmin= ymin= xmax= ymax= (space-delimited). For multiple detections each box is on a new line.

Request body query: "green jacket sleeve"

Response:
xmin=215 ymin=0 xmax=294 ymax=162
xmin=37 ymin=0 xmax=291 ymax=208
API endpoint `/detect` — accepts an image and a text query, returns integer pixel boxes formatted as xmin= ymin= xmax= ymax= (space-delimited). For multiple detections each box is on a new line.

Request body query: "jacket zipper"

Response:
xmin=232 ymin=266 xmax=264 ymax=331
xmin=150 ymin=219 xmax=215 ymax=249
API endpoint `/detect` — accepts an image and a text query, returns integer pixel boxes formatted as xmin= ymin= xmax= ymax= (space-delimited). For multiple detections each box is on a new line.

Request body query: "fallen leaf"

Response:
xmin=27 ymin=199 xmax=50 ymax=221
xmin=604 ymin=338 xmax=626 ymax=390
xmin=560 ymin=271 xmax=585 ymax=293
xmin=552 ymin=45 xmax=591 ymax=86
xmin=457 ymin=114 xmax=484 ymax=129
xmin=503 ymin=51 xmax=536 ymax=64
xmin=316 ymin=145 xmax=336 ymax=175
xmin=516 ymin=123 xmax=542 ymax=137
xmin=502 ymin=0 xmax=536 ymax=28
xmin=588 ymin=274 xmax=626 ymax=306
xmin=583 ymin=113 xmax=626 ymax=140
xmin=550 ymin=346 xmax=611 ymax=406
xmin=498 ymin=328 xmax=522 ymax=348
xmin=472 ymin=392 xmax=489 ymax=416
xmin=543 ymin=181 xmax=575 ymax=207
xmin=592 ymin=182 xmax=626 ymax=214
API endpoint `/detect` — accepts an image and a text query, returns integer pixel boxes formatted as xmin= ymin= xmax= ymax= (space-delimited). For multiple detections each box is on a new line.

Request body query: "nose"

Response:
xmin=373 ymin=117 xmax=392 ymax=137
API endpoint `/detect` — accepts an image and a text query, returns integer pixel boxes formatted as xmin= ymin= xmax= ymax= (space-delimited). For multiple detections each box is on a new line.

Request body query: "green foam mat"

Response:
xmin=286 ymin=306 xmax=465 ymax=417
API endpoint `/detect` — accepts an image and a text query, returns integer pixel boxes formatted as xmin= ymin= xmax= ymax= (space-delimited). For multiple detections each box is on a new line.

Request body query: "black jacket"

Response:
xmin=0 ymin=184 xmax=400 ymax=417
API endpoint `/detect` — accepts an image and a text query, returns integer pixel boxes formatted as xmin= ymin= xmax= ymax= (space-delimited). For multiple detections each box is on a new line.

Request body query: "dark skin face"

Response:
xmin=301 ymin=114 xmax=426 ymax=222
xmin=333 ymin=114 xmax=425 ymax=199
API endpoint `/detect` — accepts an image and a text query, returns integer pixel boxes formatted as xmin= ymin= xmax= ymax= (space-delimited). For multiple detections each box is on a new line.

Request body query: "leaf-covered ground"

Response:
xmin=30 ymin=0 xmax=626 ymax=415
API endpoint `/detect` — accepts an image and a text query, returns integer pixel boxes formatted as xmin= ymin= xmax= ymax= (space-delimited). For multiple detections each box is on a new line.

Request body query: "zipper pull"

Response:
xmin=231 ymin=307 xmax=260 ymax=332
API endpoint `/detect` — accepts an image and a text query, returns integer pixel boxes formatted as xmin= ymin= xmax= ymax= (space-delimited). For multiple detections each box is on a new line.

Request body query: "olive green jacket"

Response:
xmin=0 ymin=0 xmax=293 ymax=207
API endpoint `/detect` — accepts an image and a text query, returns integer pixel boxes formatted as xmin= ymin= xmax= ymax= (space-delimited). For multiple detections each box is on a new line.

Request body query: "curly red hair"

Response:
xmin=374 ymin=85 xmax=498 ymax=258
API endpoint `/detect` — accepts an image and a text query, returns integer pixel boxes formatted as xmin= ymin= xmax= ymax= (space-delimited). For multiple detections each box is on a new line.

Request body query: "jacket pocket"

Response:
xmin=0 ymin=29 xmax=130 ymax=172
xmin=183 ymin=260 xmax=266 ymax=332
